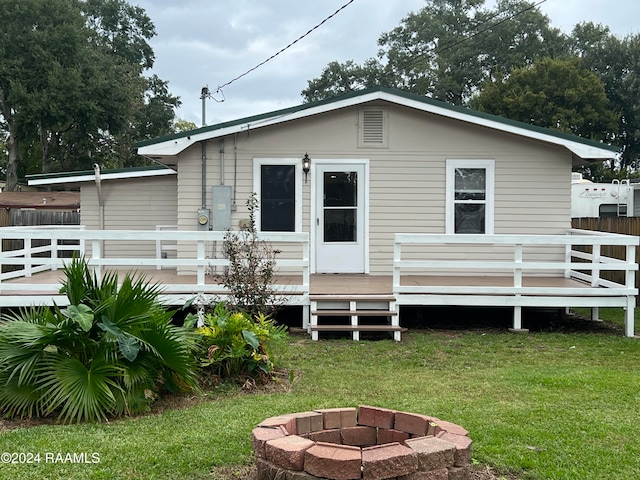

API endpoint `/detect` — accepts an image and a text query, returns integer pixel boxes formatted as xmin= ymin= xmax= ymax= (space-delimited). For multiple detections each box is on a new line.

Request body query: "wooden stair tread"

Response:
xmin=312 ymin=310 xmax=398 ymax=316
xmin=310 ymin=325 xmax=406 ymax=332
xmin=310 ymin=295 xmax=396 ymax=302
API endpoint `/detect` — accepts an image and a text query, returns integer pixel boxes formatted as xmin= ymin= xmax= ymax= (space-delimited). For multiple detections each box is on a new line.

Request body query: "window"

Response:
xmin=446 ymin=159 xmax=494 ymax=234
xmin=254 ymin=159 xmax=302 ymax=232
xmin=599 ymin=204 xmax=626 ymax=217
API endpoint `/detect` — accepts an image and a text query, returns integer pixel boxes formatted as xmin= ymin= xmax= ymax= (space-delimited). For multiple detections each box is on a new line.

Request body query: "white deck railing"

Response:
xmin=1 ymin=227 xmax=637 ymax=336
xmin=393 ymin=230 xmax=638 ymax=337
xmin=0 ymin=227 xmax=309 ymax=305
xmin=0 ymin=225 xmax=86 ymax=279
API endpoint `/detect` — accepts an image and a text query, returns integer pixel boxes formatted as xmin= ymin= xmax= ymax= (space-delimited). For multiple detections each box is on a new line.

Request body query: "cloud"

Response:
xmin=136 ymin=0 xmax=640 ymax=127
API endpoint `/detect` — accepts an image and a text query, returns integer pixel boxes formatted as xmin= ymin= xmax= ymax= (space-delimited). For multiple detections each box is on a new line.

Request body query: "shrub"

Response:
xmin=187 ymin=302 xmax=287 ymax=382
xmin=218 ymin=193 xmax=284 ymax=317
xmin=0 ymin=257 xmax=199 ymax=423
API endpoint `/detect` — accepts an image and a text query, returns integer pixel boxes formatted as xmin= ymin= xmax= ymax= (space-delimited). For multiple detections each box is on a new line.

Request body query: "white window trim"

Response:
xmin=253 ymin=158 xmax=303 ymax=232
xmin=445 ymin=159 xmax=495 ymax=234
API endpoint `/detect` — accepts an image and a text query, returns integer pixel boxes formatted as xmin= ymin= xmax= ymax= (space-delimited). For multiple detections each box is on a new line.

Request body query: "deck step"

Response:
xmin=310 ymin=325 xmax=406 ymax=332
xmin=312 ymin=310 xmax=398 ymax=317
xmin=309 ymin=293 xmax=401 ymax=341
xmin=310 ymin=295 xmax=396 ymax=302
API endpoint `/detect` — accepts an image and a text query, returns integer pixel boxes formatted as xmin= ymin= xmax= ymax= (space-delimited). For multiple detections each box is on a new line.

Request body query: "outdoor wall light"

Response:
xmin=302 ymin=153 xmax=311 ymax=183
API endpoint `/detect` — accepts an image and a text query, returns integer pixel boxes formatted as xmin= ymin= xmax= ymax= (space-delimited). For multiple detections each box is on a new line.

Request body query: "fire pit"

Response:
xmin=252 ymin=405 xmax=472 ymax=480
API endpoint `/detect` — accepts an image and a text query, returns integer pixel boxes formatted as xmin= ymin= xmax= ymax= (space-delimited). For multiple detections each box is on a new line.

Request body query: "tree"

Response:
xmin=471 ymin=57 xmax=620 ymax=180
xmin=0 ymin=0 xmax=85 ymax=189
xmin=99 ymin=74 xmax=181 ymax=170
xmin=569 ymin=22 xmax=640 ymax=172
xmin=174 ymin=119 xmax=198 ymax=133
xmin=302 ymin=0 xmax=565 ymax=104
xmin=471 ymin=57 xmax=618 ymax=139
xmin=301 ymin=59 xmax=391 ymax=103
xmin=0 ymin=0 xmax=178 ymax=189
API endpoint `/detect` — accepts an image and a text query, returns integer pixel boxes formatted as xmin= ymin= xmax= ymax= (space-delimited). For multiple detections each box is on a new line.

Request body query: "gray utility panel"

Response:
xmin=212 ymin=185 xmax=232 ymax=231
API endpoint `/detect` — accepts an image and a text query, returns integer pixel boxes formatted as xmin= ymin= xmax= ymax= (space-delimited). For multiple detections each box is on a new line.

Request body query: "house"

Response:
xmin=9 ymin=87 xmax=638 ymax=338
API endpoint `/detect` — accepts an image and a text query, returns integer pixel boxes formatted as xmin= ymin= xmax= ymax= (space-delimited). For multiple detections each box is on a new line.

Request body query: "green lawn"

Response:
xmin=0 ymin=309 xmax=638 ymax=480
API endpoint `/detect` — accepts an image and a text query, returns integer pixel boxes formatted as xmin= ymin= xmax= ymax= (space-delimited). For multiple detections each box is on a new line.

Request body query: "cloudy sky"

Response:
xmin=133 ymin=0 xmax=640 ymax=127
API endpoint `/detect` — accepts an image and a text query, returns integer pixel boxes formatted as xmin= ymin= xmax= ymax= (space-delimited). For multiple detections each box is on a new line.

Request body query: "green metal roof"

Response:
xmin=135 ymin=86 xmax=619 ymax=153
xmin=26 ymin=165 xmax=173 ymax=182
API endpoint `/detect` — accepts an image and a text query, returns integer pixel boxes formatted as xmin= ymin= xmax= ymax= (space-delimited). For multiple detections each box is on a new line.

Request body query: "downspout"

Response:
xmin=93 ymin=163 xmax=105 ymax=258
xmin=93 ymin=163 xmax=104 ymax=230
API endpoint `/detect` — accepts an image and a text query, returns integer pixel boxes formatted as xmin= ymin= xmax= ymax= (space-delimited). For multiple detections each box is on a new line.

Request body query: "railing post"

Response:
xmin=302 ymin=234 xmax=310 ymax=292
xmin=91 ymin=239 xmax=102 ymax=281
xmin=393 ymin=236 xmax=401 ymax=294
xmin=511 ymin=242 xmax=526 ymax=333
xmin=514 ymin=243 xmax=523 ymax=290
xmin=25 ymin=237 xmax=32 ymax=278
xmin=625 ymin=244 xmax=636 ymax=290
xmin=625 ymin=243 xmax=637 ymax=337
xmin=155 ymin=231 xmax=162 ymax=271
xmin=79 ymin=225 xmax=86 ymax=258
xmin=591 ymin=244 xmax=601 ymax=287
xmin=564 ymin=231 xmax=572 ymax=279
xmin=625 ymin=296 xmax=635 ymax=338
xmin=51 ymin=236 xmax=58 ymax=271
xmin=197 ymin=240 xmax=205 ymax=289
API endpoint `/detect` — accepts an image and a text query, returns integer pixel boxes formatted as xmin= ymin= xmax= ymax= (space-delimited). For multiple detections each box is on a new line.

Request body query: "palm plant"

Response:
xmin=0 ymin=257 xmax=198 ymax=423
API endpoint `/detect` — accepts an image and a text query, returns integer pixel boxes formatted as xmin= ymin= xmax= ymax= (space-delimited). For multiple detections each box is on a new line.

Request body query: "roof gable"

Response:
xmin=136 ymin=87 xmax=618 ymax=162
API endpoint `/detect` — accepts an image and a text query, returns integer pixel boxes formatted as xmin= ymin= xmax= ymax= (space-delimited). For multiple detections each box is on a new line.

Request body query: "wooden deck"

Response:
xmin=0 ymin=271 xmax=596 ymax=297
xmin=0 ymin=227 xmax=637 ymax=337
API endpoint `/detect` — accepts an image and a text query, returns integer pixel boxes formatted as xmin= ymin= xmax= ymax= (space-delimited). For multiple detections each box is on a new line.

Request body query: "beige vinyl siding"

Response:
xmin=174 ymin=101 xmax=573 ymax=275
xmin=81 ymin=175 xmax=177 ymax=260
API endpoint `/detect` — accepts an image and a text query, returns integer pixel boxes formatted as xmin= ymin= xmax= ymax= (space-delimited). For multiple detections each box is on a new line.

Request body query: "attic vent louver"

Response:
xmin=363 ymin=110 xmax=384 ymax=143
xmin=360 ymin=108 xmax=387 ymax=148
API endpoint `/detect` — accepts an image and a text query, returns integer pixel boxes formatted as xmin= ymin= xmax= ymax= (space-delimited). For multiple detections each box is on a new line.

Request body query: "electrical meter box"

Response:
xmin=212 ymin=185 xmax=232 ymax=231
xmin=197 ymin=208 xmax=210 ymax=231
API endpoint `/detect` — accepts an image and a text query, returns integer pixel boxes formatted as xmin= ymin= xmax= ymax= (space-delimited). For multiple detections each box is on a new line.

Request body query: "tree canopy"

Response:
xmin=303 ymin=0 xmax=565 ymax=105
xmin=470 ymin=57 xmax=619 ymax=141
xmin=0 ymin=0 xmax=180 ymax=190
xmin=303 ymin=0 xmax=640 ymax=177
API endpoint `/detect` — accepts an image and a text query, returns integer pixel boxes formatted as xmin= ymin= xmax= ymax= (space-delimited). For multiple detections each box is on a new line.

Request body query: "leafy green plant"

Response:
xmin=217 ymin=193 xmax=284 ymax=317
xmin=188 ymin=302 xmax=287 ymax=381
xmin=0 ymin=257 xmax=198 ymax=423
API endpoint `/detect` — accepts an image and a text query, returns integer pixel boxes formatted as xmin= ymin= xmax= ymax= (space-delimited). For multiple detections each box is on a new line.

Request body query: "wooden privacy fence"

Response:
xmin=572 ymin=217 xmax=640 ymax=294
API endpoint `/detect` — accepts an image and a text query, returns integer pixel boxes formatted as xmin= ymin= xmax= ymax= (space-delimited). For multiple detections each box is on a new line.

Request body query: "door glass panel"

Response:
xmin=324 ymin=172 xmax=357 ymax=207
xmin=323 ymin=171 xmax=357 ymax=242
xmin=324 ymin=209 xmax=356 ymax=242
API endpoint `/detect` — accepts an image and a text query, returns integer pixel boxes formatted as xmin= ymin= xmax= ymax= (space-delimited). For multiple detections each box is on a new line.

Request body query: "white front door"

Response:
xmin=314 ymin=162 xmax=367 ymax=273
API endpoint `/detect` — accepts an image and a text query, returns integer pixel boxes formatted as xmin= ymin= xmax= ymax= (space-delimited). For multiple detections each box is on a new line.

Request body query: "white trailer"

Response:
xmin=571 ymin=173 xmax=640 ymax=217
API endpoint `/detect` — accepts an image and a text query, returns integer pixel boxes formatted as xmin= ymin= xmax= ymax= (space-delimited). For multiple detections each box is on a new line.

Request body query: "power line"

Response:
xmin=214 ymin=0 xmax=356 ymax=93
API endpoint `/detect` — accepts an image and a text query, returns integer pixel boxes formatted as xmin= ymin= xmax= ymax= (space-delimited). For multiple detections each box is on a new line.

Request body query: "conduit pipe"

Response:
xmin=219 ymin=138 xmax=225 ymax=185
xmin=201 ymin=141 xmax=207 ymax=209
xmin=232 ymin=133 xmax=238 ymax=211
